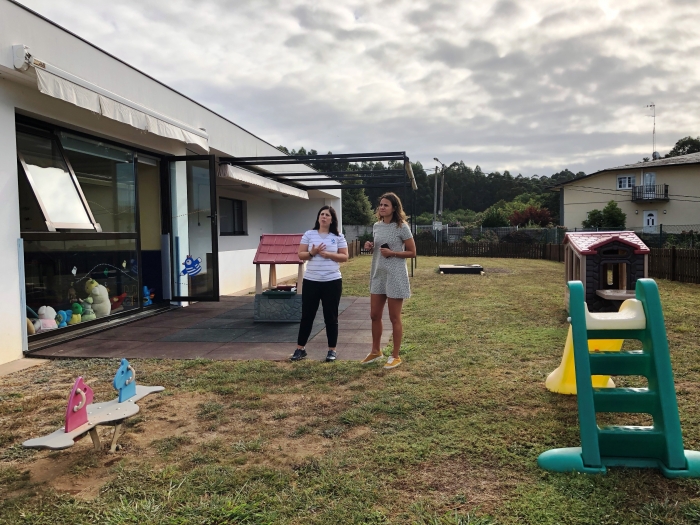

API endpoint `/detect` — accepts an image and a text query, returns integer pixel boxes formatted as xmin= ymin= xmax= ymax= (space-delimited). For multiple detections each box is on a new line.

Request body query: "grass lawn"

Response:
xmin=2 ymin=256 xmax=700 ymax=524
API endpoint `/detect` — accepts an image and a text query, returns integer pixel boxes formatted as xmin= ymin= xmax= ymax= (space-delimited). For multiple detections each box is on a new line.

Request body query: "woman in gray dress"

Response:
xmin=362 ymin=193 xmax=416 ymax=369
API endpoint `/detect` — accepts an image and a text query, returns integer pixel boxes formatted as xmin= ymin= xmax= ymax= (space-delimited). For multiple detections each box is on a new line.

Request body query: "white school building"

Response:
xmin=0 ymin=0 xmax=341 ymax=365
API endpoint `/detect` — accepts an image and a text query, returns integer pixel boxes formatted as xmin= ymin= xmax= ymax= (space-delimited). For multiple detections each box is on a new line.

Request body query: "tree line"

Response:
xmin=279 ymin=135 xmax=697 ymax=228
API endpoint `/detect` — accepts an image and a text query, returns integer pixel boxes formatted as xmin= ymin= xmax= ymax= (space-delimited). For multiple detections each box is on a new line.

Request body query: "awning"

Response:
xmin=218 ymin=164 xmax=308 ymax=199
xmin=35 ymin=66 xmax=209 ymax=152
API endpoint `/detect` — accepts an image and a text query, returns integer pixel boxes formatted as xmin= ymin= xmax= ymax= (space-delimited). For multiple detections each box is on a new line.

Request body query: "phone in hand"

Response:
xmin=380 ymin=243 xmax=390 ymax=249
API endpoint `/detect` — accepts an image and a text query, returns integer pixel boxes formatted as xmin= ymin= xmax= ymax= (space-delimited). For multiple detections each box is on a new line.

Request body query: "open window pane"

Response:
xmin=59 ymin=132 xmax=136 ymax=232
xmin=16 ymin=132 xmax=94 ymax=228
xmin=23 ymin=238 xmax=141 ymax=334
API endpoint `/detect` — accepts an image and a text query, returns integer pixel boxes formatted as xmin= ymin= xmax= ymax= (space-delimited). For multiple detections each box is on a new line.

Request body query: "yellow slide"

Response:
xmin=545 ymin=325 xmax=623 ymax=395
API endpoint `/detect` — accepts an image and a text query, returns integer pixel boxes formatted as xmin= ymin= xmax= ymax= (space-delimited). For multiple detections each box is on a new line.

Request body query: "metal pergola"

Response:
xmin=218 ymin=151 xmax=418 ymax=274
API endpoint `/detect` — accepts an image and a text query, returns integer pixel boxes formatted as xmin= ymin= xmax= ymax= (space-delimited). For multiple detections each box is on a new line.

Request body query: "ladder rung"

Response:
xmin=593 ymin=388 xmax=657 ymax=413
xmin=589 ymin=350 xmax=650 ymax=376
xmin=598 ymin=426 xmax=666 ymax=458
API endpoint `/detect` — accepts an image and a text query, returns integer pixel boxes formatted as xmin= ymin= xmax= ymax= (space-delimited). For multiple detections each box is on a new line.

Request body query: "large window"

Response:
xmin=219 ymin=197 xmax=247 ymax=235
xmin=17 ymin=120 xmax=152 ymax=338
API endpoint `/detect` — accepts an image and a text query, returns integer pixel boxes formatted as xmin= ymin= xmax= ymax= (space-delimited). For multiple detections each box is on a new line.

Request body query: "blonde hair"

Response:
xmin=376 ymin=192 xmax=407 ymax=227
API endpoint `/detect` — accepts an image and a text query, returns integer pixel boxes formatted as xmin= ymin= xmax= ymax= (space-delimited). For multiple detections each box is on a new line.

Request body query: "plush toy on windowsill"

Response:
xmin=33 ymin=306 xmax=58 ymax=334
xmin=111 ymin=292 xmax=127 ymax=312
xmin=84 ymin=279 xmax=110 ymax=318
xmin=80 ymin=297 xmax=97 ymax=322
xmin=142 ymin=286 xmax=154 ymax=306
xmin=68 ymin=302 xmax=83 ymax=325
xmin=55 ymin=310 xmax=70 ymax=328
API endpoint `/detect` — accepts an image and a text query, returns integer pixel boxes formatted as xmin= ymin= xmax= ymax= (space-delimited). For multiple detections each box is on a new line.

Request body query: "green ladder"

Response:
xmin=538 ymin=278 xmax=700 ymax=477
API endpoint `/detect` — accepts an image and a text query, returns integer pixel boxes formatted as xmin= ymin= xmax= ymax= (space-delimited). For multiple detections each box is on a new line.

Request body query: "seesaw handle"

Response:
xmin=73 ymin=388 xmax=87 ymax=412
xmin=125 ymin=365 xmax=136 ymax=386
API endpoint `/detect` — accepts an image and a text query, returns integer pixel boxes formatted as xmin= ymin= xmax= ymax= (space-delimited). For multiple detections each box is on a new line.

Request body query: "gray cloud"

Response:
xmin=16 ymin=0 xmax=700 ymax=177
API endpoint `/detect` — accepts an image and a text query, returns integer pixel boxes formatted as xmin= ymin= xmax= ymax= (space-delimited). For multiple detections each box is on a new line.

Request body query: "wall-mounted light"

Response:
xmin=663 ymin=209 xmax=667 ymax=214
xmin=635 ymin=210 xmax=638 ymax=214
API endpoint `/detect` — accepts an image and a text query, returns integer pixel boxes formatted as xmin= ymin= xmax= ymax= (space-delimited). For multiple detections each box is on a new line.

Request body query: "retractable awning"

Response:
xmin=217 ymin=164 xmax=308 ymax=199
xmin=32 ymin=62 xmax=209 ymax=152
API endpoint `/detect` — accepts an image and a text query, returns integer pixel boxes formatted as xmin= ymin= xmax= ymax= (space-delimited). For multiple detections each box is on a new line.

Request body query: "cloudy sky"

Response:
xmin=18 ymin=0 xmax=700 ymax=177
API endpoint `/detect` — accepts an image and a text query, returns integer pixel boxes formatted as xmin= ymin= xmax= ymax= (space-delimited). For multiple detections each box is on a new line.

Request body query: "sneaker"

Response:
xmin=325 ymin=350 xmax=337 ymax=362
xmin=361 ymin=352 xmax=384 ymax=365
xmin=383 ymin=356 xmax=402 ymax=369
xmin=290 ymin=349 xmax=307 ymax=361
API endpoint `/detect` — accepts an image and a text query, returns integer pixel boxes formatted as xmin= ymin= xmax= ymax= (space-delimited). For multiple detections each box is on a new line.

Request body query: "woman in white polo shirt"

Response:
xmin=291 ymin=206 xmax=348 ymax=362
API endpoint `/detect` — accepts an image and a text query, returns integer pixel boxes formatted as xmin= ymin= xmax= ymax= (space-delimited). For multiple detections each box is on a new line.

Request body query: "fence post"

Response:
xmin=659 ymin=224 xmax=663 ymax=249
xmin=671 ymin=245 xmax=677 ymax=282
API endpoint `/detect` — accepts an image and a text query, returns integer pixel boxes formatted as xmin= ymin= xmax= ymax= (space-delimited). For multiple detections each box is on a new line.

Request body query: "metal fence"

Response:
xmin=414 ymin=225 xmax=567 ymax=244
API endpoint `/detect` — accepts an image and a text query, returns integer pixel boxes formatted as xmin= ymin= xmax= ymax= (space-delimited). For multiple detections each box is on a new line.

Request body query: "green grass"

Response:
xmin=2 ymin=256 xmax=700 ymax=524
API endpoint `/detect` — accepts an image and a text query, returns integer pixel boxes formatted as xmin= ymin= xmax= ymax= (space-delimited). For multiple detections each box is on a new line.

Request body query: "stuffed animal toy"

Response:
xmin=142 ymin=286 xmax=154 ymax=306
xmin=111 ymin=292 xmax=127 ymax=312
xmin=67 ymin=287 xmax=78 ymax=304
xmin=27 ymin=318 xmax=36 ymax=335
xmin=80 ymin=297 xmax=97 ymax=322
xmin=33 ymin=306 xmax=58 ymax=333
xmin=181 ymin=255 xmax=202 ymax=277
xmin=68 ymin=302 xmax=83 ymax=325
xmin=56 ymin=310 xmax=69 ymax=328
xmin=84 ymin=279 xmax=110 ymax=318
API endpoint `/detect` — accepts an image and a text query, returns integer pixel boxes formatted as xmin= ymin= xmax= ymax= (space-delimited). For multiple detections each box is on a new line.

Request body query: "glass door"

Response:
xmin=166 ymin=156 xmax=219 ymax=301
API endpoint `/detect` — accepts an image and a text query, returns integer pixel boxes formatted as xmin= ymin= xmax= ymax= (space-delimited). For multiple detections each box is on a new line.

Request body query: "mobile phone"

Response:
xmin=380 ymin=243 xmax=390 ymax=249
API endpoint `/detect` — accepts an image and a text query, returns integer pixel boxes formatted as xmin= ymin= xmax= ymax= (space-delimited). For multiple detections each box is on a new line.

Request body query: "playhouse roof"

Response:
xmin=564 ymin=231 xmax=650 ymax=255
xmin=253 ymin=234 xmax=304 ymax=264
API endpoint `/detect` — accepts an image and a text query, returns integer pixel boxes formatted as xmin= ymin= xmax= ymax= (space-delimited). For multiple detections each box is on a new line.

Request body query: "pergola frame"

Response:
xmin=219 ymin=151 xmax=417 ymax=275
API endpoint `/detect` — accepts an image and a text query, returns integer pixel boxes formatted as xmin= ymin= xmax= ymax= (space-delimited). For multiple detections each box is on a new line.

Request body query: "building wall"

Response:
xmin=0 ymin=83 xmax=23 ymax=365
xmin=561 ymin=165 xmax=700 ymax=230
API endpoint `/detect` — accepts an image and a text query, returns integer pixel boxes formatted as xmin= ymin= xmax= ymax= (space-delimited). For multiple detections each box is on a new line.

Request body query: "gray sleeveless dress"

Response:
xmin=369 ymin=221 xmax=413 ymax=299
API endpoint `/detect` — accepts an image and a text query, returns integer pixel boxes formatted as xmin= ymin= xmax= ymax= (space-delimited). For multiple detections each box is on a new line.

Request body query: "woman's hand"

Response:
xmin=364 ymin=241 xmax=374 ymax=251
xmin=310 ymin=243 xmax=327 ymax=257
xmin=318 ymin=245 xmax=331 ymax=259
xmin=380 ymin=247 xmax=394 ymax=258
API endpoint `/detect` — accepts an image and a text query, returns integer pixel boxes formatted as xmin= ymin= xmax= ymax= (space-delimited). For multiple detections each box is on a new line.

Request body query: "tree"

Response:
xmin=480 ymin=206 xmax=510 ymax=227
xmin=582 ymin=200 xmax=626 ymax=229
xmin=509 ymin=206 xmax=552 ymax=227
xmin=665 ymin=136 xmax=700 ymax=158
xmin=341 ymin=185 xmax=375 ymax=225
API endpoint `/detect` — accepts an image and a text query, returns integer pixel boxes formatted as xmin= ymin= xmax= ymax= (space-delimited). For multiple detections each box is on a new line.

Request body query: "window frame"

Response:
xmin=616 ymin=175 xmax=635 ymax=190
xmin=16 ymin=126 xmax=102 ymax=232
xmin=219 ymin=196 xmax=247 ymax=236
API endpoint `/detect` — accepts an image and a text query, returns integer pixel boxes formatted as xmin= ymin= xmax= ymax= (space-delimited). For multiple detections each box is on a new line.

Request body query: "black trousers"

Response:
xmin=297 ymin=278 xmax=343 ymax=348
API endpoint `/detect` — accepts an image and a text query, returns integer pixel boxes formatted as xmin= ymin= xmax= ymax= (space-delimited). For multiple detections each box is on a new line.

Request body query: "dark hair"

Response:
xmin=314 ymin=206 xmax=340 ymax=235
xmin=376 ymin=192 xmax=407 ymax=227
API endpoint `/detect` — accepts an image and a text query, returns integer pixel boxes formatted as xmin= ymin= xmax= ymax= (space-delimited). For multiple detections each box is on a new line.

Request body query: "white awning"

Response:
xmin=218 ymin=164 xmax=308 ymax=199
xmin=35 ymin=67 xmax=208 ymax=152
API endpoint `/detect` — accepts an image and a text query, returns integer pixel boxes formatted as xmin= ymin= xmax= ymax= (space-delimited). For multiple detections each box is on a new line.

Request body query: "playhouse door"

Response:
xmin=165 ymin=155 xmax=219 ymax=301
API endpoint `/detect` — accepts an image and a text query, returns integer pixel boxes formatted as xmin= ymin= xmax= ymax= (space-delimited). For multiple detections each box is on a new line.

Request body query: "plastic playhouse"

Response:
xmin=252 ymin=234 xmax=305 ymax=322
xmin=538 ymin=279 xmax=700 ymax=478
xmin=563 ymin=231 xmax=649 ymax=313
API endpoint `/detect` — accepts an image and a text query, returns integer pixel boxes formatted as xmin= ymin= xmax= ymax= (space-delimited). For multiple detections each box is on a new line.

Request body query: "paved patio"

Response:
xmin=30 ymin=296 xmax=390 ymax=362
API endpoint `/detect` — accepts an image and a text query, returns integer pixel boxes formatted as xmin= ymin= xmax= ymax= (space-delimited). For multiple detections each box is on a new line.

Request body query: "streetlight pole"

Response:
xmin=433 ymin=158 xmax=446 ymax=218
xmin=433 ymin=166 xmax=438 ymax=223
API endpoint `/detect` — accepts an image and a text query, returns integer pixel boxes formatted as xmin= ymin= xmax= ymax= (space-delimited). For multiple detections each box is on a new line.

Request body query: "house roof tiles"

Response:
xmin=564 ymin=231 xmax=650 ymax=255
xmin=253 ymin=234 xmax=304 ymax=264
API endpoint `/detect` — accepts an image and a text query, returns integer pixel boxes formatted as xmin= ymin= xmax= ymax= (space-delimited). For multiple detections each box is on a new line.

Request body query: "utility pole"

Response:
xmin=646 ymin=103 xmax=656 ymax=156
xmin=433 ymin=166 xmax=438 ymax=222
xmin=434 ymin=158 xmax=446 ymax=217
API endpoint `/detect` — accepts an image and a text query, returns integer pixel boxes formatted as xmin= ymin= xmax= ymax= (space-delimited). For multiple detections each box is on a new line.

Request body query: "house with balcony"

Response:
xmin=552 ymin=152 xmax=700 ymax=232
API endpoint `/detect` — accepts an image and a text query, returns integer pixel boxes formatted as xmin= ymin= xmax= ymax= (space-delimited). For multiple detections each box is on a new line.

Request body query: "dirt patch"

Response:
xmin=399 ymin=456 xmax=527 ymax=513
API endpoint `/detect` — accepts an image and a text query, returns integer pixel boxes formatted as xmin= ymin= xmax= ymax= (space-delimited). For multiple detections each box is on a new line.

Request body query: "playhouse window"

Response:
xmin=603 ymin=263 xmax=628 ymax=290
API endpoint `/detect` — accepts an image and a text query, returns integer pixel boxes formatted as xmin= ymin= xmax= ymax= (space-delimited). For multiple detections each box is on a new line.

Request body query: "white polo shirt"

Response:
xmin=301 ymin=230 xmax=348 ymax=282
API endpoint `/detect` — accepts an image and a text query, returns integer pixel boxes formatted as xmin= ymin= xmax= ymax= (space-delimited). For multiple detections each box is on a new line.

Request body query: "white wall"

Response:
xmin=0 ymin=82 xmax=23 ymax=365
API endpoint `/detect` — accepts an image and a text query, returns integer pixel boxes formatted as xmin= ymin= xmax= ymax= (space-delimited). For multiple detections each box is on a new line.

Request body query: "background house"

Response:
xmin=553 ymin=153 xmax=700 ymax=233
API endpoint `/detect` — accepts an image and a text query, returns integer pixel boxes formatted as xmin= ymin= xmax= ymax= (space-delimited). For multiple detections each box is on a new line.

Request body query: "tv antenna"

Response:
xmin=646 ymin=103 xmax=656 ymax=156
